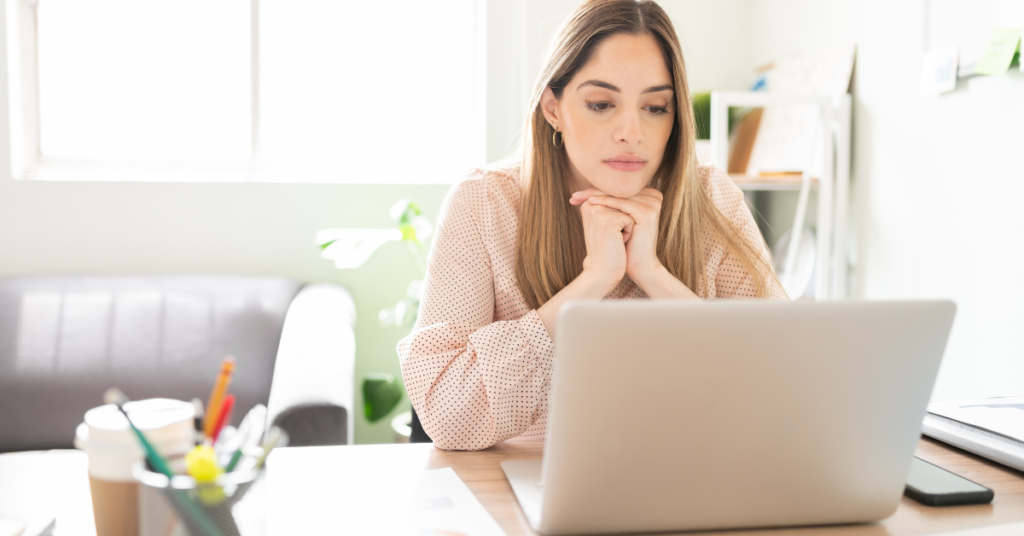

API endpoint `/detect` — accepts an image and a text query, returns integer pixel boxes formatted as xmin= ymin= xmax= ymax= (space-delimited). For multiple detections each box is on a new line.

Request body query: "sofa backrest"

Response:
xmin=0 ymin=274 xmax=302 ymax=452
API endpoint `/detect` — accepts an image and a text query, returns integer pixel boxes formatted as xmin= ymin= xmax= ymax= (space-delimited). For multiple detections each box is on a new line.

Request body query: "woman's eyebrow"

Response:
xmin=577 ymin=79 xmax=620 ymax=92
xmin=576 ymin=79 xmax=674 ymax=94
xmin=643 ymin=84 xmax=674 ymax=94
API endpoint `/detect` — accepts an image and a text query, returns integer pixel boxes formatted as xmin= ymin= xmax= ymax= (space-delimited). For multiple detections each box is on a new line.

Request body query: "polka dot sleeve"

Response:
xmin=397 ymin=176 xmax=555 ymax=451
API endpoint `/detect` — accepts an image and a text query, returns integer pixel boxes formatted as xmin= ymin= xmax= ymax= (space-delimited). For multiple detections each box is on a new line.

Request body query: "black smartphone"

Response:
xmin=905 ymin=457 xmax=994 ymax=506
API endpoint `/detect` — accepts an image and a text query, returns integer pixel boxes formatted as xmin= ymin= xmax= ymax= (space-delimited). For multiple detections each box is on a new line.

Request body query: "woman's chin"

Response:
xmin=577 ymin=166 xmax=654 ymax=198
xmin=595 ymin=179 xmax=648 ymax=199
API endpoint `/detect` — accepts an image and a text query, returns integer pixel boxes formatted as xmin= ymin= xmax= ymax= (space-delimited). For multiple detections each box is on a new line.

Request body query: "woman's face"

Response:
xmin=541 ymin=33 xmax=676 ymax=198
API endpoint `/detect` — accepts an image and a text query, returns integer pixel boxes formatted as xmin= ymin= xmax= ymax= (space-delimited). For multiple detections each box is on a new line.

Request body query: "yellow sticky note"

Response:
xmin=974 ymin=28 xmax=1021 ymax=76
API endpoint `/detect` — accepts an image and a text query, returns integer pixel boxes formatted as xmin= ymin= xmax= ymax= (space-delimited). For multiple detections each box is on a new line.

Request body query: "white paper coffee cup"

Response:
xmin=75 ymin=399 xmax=195 ymax=536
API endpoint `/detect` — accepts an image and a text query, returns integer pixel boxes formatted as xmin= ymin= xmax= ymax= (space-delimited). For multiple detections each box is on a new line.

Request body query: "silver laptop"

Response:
xmin=502 ymin=300 xmax=956 ymax=535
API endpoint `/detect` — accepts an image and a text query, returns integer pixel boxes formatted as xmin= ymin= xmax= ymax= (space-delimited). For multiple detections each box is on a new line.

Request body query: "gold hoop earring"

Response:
xmin=552 ymin=130 xmax=564 ymax=149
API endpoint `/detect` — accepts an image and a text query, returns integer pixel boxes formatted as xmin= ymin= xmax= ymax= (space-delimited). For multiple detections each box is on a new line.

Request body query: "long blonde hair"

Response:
xmin=514 ymin=0 xmax=779 ymax=309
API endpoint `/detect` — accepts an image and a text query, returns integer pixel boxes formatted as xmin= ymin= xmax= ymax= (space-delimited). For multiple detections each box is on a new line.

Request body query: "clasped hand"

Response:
xmin=569 ymin=187 xmax=664 ymax=285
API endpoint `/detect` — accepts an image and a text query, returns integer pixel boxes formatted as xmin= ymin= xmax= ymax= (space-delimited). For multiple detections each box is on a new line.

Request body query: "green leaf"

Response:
xmin=398 ymin=223 xmax=419 ymax=244
xmin=390 ymin=198 xmax=423 ymax=225
xmin=363 ymin=373 xmax=405 ymax=423
xmin=692 ymin=92 xmax=711 ymax=140
xmin=398 ymin=205 xmax=420 ymax=225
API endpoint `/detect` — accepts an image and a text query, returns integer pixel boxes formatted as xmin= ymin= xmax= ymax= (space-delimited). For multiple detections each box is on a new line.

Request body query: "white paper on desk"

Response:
xmin=929 ymin=397 xmax=1024 ymax=443
xmin=935 ymin=521 xmax=1024 ymax=535
xmin=0 ymin=516 xmax=53 ymax=536
xmin=410 ymin=467 xmax=505 ymax=536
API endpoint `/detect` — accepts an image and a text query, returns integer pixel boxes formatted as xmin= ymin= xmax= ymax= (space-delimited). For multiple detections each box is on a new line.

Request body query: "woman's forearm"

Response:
xmin=630 ymin=264 xmax=699 ymax=300
xmin=537 ymin=269 xmax=620 ymax=340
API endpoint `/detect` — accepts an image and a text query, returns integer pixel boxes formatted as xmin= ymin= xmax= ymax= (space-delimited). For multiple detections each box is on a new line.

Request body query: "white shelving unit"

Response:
xmin=709 ymin=91 xmax=852 ymax=301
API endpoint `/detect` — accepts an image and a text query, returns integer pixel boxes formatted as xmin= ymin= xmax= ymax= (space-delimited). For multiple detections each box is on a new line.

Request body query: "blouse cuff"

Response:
xmin=520 ymin=309 xmax=556 ymax=364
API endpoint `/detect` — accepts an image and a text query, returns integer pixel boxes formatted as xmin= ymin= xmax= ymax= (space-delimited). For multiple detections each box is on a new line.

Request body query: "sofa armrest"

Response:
xmin=266 ymin=283 xmax=356 ymax=445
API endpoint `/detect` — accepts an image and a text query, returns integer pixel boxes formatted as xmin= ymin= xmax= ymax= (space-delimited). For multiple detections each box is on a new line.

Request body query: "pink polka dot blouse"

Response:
xmin=397 ymin=164 xmax=787 ymax=450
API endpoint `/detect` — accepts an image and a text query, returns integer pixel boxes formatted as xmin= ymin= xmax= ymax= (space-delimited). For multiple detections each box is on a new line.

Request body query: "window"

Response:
xmin=6 ymin=0 xmax=487 ymax=183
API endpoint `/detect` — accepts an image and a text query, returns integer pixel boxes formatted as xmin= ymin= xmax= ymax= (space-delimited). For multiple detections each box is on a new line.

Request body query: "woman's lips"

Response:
xmin=604 ymin=156 xmax=647 ymax=172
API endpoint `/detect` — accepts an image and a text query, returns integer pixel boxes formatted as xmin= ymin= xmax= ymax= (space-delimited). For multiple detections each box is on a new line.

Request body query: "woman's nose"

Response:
xmin=615 ymin=109 xmax=642 ymax=146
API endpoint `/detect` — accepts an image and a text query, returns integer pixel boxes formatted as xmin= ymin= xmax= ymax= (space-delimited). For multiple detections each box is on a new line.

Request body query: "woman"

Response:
xmin=398 ymin=0 xmax=786 ymax=451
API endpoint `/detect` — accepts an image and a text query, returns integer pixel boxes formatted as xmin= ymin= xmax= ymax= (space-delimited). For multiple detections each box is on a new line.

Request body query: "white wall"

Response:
xmin=748 ymin=0 xmax=1024 ymax=400
xmin=663 ymin=0 xmax=754 ymax=92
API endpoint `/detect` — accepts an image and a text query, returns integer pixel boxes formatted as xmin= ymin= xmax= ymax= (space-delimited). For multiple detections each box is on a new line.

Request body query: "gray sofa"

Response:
xmin=0 ymin=274 xmax=356 ymax=452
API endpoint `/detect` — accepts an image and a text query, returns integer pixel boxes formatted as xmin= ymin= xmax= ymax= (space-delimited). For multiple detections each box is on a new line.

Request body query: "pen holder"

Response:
xmin=132 ymin=459 xmax=263 ymax=536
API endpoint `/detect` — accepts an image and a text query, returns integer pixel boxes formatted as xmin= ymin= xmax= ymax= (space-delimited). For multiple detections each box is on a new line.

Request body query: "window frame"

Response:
xmin=7 ymin=0 xmax=262 ymax=182
xmin=5 ymin=0 xmax=488 ymax=184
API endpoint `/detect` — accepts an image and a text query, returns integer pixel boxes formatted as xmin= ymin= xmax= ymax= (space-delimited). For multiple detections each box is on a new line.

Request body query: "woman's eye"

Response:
xmin=585 ymin=102 xmax=613 ymax=113
xmin=646 ymin=106 xmax=670 ymax=116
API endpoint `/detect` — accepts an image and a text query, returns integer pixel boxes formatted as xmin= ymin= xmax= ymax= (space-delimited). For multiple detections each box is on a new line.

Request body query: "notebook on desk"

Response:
xmin=502 ymin=300 xmax=957 ymax=535
xmin=923 ymin=397 xmax=1024 ymax=472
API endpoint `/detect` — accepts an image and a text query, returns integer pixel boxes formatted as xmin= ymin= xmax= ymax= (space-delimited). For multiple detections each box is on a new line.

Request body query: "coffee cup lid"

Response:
xmin=80 ymin=399 xmax=195 ymax=448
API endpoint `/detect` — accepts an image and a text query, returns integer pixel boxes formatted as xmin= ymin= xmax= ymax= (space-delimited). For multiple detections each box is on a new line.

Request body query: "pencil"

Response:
xmin=204 ymin=356 xmax=236 ymax=437
xmin=210 ymin=394 xmax=236 ymax=445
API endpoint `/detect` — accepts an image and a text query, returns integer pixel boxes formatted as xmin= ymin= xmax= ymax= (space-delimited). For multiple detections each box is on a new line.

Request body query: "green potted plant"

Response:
xmin=316 ymin=198 xmax=433 ymax=436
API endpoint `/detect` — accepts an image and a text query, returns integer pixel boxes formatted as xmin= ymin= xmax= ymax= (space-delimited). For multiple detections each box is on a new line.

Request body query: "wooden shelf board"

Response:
xmin=729 ymin=173 xmax=818 ymax=191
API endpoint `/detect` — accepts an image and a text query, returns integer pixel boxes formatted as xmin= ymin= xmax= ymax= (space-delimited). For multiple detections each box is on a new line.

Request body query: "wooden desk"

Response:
xmin=269 ymin=437 xmax=1024 ymax=535
xmin=5 ymin=437 xmax=1023 ymax=535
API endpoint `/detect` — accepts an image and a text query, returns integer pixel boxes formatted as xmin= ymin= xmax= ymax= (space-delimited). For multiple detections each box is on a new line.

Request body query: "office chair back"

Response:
xmin=410 ymin=408 xmax=432 ymax=443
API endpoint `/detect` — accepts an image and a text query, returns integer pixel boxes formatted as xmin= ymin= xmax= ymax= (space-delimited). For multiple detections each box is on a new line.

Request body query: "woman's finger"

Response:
xmin=569 ymin=188 xmax=609 ymax=205
xmin=582 ymin=202 xmax=635 ymax=231
xmin=585 ymin=195 xmax=656 ymax=221
xmin=629 ymin=195 xmax=662 ymax=210
xmin=629 ymin=189 xmax=664 ymax=210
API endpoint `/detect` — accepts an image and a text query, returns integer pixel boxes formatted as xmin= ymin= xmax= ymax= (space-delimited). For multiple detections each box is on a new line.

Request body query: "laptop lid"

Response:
xmin=538 ymin=300 xmax=955 ymax=535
